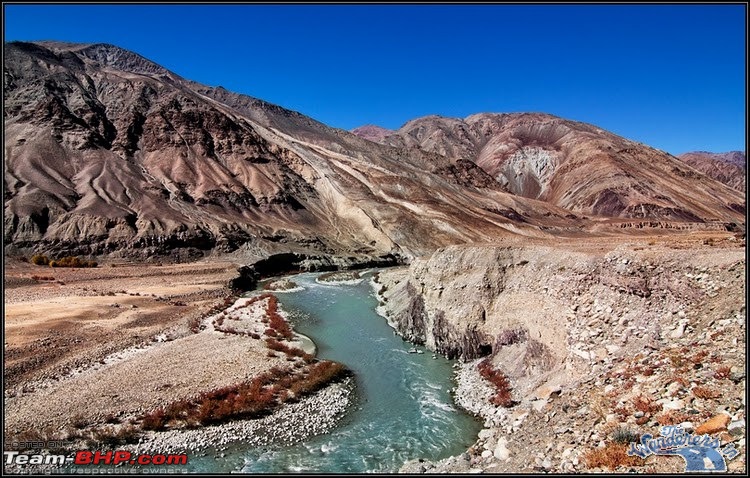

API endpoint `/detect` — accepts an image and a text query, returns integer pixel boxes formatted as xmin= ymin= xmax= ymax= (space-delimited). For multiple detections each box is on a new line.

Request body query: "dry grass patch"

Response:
xmin=692 ymin=386 xmax=721 ymax=399
xmin=584 ymin=443 xmax=644 ymax=470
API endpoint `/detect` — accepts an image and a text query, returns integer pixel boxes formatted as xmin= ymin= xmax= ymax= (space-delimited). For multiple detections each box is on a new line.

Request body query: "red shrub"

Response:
xmin=477 ymin=358 xmax=514 ymax=407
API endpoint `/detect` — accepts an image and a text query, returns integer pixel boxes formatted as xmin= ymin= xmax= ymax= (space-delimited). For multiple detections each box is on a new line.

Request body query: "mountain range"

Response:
xmin=3 ymin=41 xmax=745 ymax=260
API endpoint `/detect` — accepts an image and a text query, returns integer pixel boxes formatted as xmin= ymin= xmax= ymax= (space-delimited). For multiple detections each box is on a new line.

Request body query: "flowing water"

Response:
xmin=190 ymin=271 xmax=481 ymax=473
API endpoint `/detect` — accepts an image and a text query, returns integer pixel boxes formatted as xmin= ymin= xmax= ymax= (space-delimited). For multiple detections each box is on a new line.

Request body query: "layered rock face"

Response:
xmin=358 ymin=114 xmax=745 ymax=222
xmin=379 ymin=239 xmax=745 ymax=474
xmin=4 ymin=41 xmax=744 ymax=261
xmin=5 ymin=41 xmax=598 ymax=260
xmin=677 ymin=151 xmax=746 ymax=193
xmin=376 ymin=239 xmax=745 ymax=398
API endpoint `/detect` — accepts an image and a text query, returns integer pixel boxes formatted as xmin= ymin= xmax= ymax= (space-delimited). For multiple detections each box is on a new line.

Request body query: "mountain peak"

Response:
xmin=351 ymin=124 xmax=395 ymax=143
xmin=29 ymin=40 xmax=172 ymax=77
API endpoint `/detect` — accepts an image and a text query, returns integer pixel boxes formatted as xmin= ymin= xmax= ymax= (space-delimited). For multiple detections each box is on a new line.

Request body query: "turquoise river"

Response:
xmin=190 ymin=270 xmax=482 ymax=473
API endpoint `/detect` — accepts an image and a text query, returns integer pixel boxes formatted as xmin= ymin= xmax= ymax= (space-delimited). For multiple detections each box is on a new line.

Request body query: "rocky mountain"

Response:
xmin=3 ymin=41 xmax=582 ymax=260
xmin=355 ymin=114 xmax=745 ymax=222
xmin=677 ymin=151 xmax=746 ymax=193
xmin=3 ymin=41 xmax=745 ymax=261
xmin=350 ymin=125 xmax=394 ymax=144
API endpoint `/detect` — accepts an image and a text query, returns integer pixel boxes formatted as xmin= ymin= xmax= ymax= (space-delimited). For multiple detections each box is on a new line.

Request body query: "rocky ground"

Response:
xmin=380 ymin=234 xmax=746 ymax=473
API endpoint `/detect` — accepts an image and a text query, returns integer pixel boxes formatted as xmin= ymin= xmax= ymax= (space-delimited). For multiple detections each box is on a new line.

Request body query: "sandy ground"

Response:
xmin=4 ymin=260 xmax=239 ymax=391
xmin=3 ymin=260 xmax=302 ymax=438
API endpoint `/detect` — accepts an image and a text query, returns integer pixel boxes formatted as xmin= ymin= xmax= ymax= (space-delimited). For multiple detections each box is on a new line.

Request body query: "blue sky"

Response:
xmin=3 ymin=4 xmax=746 ymax=154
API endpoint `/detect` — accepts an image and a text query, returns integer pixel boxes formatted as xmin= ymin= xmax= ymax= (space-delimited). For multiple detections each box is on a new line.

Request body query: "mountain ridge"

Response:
xmin=3 ymin=41 xmax=745 ymax=261
xmin=353 ymin=113 xmax=744 ymax=222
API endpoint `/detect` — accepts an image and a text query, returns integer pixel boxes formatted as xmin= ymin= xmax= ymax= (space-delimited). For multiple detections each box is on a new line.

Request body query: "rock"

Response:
xmin=658 ymin=398 xmax=684 ymax=411
xmin=679 ymin=421 xmax=694 ymax=432
xmin=481 ymin=450 xmax=492 ymax=459
xmin=695 ymin=413 xmax=731 ymax=435
xmin=727 ymin=420 xmax=745 ymax=436
xmin=670 ymin=323 xmax=685 ymax=338
xmin=634 ymin=411 xmax=645 ymax=418
xmin=494 ymin=437 xmax=510 ymax=461
xmin=604 ymin=344 xmax=620 ymax=355
xmin=531 ymin=399 xmax=547 ymax=412
xmin=666 ymin=381 xmax=683 ymax=395
xmin=572 ymin=348 xmax=591 ymax=361
xmin=533 ymin=384 xmax=562 ymax=401
xmin=478 ymin=429 xmax=493 ymax=440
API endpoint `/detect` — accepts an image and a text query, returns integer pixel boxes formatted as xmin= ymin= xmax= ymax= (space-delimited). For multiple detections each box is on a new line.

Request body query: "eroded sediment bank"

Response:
xmin=374 ymin=237 xmax=746 ymax=473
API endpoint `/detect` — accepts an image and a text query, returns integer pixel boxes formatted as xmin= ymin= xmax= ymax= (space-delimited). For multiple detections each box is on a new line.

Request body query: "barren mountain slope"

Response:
xmin=4 ymin=42 xmax=586 ymax=259
xmin=350 ymin=125 xmax=395 ymax=144
xmin=677 ymin=151 xmax=746 ymax=193
xmin=369 ymin=114 xmax=745 ymax=222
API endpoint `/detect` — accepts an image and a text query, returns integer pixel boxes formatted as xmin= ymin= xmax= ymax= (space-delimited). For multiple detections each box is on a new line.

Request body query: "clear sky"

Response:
xmin=3 ymin=3 xmax=746 ymax=154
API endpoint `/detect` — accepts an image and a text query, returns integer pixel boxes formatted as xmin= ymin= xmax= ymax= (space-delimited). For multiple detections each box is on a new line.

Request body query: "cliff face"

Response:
xmin=382 ymin=237 xmax=745 ymax=474
xmin=376 ymin=238 xmax=745 ymax=400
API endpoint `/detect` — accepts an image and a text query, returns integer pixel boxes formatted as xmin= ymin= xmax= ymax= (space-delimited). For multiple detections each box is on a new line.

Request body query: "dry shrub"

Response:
xmin=656 ymin=410 xmax=691 ymax=426
xmin=49 ymin=256 xmax=97 ymax=268
xmin=31 ymin=254 xmax=50 ymax=265
xmin=633 ymin=395 xmax=661 ymax=414
xmin=139 ymin=359 xmax=348 ymax=430
xmin=264 ymin=295 xmax=293 ymax=340
xmin=641 ymin=366 xmax=656 ymax=376
xmin=665 ymin=375 xmax=689 ymax=388
xmin=103 ymin=413 xmax=120 ymax=424
xmin=265 ymin=338 xmax=311 ymax=360
xmin=692 ymin=386 xmax=721 ymax=399
xmin=31 ymin=275 xmax=56 ymax=281
xmin=613 ymin=405 xmax=630 ymax=421
xmin=477 ymin=358 xmax=514 ymax=407
xmin=70 ymin=413 xmax=89 ymax=429
xmin=590 ymin=393 xmax=613 ymax=421
xmin=584 ymin=443 xmax=643 ymax=470
xmin=667 ymin=350 xmax=687 ymax=369
xmin=264 ymin=328 xmax=277 ymax=338
xmin=714 ymin=365 xmax=731 ymax=379
xmin=141 ymin=408 xmax=167 ymax=431
xmin=690 ymin=350 xmax=709 ymax=364
xmin=90 ymin=424 xmax=140 ymax=446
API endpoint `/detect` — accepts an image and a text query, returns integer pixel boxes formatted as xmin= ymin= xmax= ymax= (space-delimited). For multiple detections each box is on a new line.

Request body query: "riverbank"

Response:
xmin=377 ymin=237 xmax=746 ymax=473
xmin=131 ymin=377 xmax=353 ymax=456
xmin=4 ymin=264 xmax=352 ymax=473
